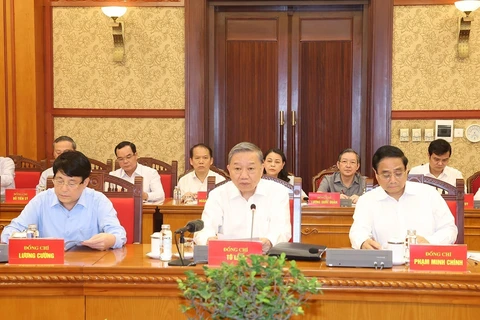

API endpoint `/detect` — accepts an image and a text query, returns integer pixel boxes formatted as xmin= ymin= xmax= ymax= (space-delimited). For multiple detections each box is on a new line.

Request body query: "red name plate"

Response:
xmin=5 ymin=189 xmax=36 ymax=204
xmin=208 ymin=239 xmax=262 ymax=266
xmin=464 ymin=193 xmax=474 ymax=209
xmin=308 ymin=192 xmax=340 ymax=207
xmin=9 ymin=238 xmax=64 ymax=265
xmin=197 ymin=191 xmax=207 ymax=206
xmin=409 ymin=244 xmax=467 ymax=271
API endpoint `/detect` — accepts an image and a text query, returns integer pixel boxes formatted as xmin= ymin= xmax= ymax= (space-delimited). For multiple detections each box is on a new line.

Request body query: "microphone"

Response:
xmin=250 ymin=204 xmax=256 ymax=240
xmin=174 ymin=219 xmax=204 ymax=234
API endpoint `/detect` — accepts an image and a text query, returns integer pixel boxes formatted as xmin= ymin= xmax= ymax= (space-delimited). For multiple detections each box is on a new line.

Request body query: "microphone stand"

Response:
xmin=168 ymin=231 xmax=194 ymax=267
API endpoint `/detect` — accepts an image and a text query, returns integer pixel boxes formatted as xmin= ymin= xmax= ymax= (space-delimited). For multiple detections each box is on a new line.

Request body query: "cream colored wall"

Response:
xmin=52 ymin=7 xmax=185 ymax=172
xmin=392 ymin=5 xmax=480 ymax=180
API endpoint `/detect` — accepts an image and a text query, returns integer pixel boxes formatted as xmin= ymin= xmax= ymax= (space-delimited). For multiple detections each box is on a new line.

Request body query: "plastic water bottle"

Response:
xmin=404 ymin=229 xmax=417 ymax=265
xmin=161 ymin=224 xmax=172 ymax=261
xmin=173 ymin=186 xmax=181 ymax=204
xmin=26 ymin=224 xmax=39 ymax=238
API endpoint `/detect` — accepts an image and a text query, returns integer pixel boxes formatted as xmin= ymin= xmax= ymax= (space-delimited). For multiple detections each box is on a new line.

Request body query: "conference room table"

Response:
xmin=0 ymin=244 xmax=479 ymax=320
xmin=2 ymin=201 xmax=480 ymax=250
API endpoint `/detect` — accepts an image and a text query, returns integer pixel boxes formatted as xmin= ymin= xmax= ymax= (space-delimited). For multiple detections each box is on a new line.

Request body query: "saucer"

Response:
xmin=146 ymin=252 xmax=161 ymax=259
xmin=174 ymin=252 xmax=194 ymax=259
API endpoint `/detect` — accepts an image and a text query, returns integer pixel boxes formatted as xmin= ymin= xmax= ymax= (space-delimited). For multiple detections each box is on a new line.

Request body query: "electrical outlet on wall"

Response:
xmin=412 ymin=129 xmax=421 ymax=142
xmin=425 ymin=129 xmax=434 ymax=141
xmin=400 ymin=128 xmax=409 ymax=142
xmin=454 ymin=128 xmax=464 ymax=138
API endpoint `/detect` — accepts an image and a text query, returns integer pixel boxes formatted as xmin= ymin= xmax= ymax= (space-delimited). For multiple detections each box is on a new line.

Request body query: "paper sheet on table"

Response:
xmin=467 ymin=251 xmax=480 ymax=262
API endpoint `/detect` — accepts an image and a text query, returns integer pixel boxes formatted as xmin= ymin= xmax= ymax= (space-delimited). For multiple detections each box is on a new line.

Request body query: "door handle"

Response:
xmin=291 ymin=110 xmax=296 ymax=127
xmin=280 ymin=111 xmax=285 ymax=126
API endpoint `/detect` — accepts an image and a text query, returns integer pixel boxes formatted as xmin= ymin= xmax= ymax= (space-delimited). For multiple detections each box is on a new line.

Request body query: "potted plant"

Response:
xmin=177 ymin=253 xmax=321 ymax=319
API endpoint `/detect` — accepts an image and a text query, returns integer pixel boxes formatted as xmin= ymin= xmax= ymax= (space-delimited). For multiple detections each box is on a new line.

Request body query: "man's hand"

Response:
xmin=416 ymin=235 xmax=430 ymax=244
xmin=82 ymin=233 xmax=116 ymax=251
xmin=349 ymin=194 xmax=360 ymax=204
xmin=142 ymin=192 xmax=148 ymax=201
xmin=259 ymin=238 xmax=272 ymax=254
xmin=340 ymin=194 xmax=349 ymax=200
xmin=361 ymin=238 xmax=382 ymax=250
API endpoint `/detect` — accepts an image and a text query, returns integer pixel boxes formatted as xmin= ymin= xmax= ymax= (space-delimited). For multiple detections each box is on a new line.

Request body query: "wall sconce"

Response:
xmin=101 ymin=7 xmax=127 ymax=62
xmin=455 ymin=1 xmax=480 ymax=58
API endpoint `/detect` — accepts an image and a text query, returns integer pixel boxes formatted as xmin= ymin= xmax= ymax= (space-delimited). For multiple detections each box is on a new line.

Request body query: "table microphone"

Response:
xmin=250 ymin=204 xmax=256 ymax=240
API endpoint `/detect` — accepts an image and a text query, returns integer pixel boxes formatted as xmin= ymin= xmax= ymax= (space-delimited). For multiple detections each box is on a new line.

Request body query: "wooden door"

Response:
xmin=291 ymin=11 xmax=364 ymax=191
xmin=211 ymin=10 xmax=288 ymax=164
xmin=210 ymin=5 xmax=364 ymax=192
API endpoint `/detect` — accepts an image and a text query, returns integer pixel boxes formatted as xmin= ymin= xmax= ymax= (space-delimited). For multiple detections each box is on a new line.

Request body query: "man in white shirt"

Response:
xmin=0 ymin=156 xmax=15 ymax=196
xmin=36 ymin=136 xmax=76 ymax=192
xmin=349 ymin=145 xmax=457 ymax=250
xmin=194 ymin=142 xmax=291 ymax=253
xmin=110 ymin=141 xmax=165 ymax=203
xmin=177 ymin=143 xmax=226 ymax=201
xmin=409 ymin=139 xmax=463 ymax=188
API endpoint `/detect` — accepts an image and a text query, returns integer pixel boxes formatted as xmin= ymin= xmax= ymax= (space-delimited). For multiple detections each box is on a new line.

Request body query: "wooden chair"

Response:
xmin=311 ymin=164 xmax=338 ymax=192
xmin=206 ymin=175 xmax=302 ymax=243
xmin=89 ymin=158 xmax=113 ymax=172
xmin=8 ymin=155 xmax=46 ymax=188
xmin=466 ymin=171 xmax=480 ymax=194
xmin=365 ymin=174 xmax=464 ymax=244
xmin=47 ymin=173 xmax=143 ymax=244
xmin=116 ymin=157 xmax=178 ymax=199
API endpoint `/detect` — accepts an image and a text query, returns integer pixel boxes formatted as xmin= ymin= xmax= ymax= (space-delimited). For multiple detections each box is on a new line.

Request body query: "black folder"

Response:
xmin=267 ymin=242 xmax=327 ymax=261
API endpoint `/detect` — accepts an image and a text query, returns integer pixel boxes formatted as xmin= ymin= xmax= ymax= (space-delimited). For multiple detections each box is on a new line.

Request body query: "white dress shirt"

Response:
xmin=0 ymin=157 xmax=15 ymax=196
xmin=110 ymin=163 xmax=165 ymax=203
xmin=37 ymin=167 xmax=54 ymax=191
xmin=194 ymin=179 xmax=291 ymax=246
xmin=349 ymin=181 xmax=458 ymax=249
xmin=177 ymin=170 xmax=226 ymax=194
xmin=409 ymin=164 xmax=463 ymax=189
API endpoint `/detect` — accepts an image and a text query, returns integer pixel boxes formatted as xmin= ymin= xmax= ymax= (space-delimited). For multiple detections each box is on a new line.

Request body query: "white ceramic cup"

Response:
xmin=387 ymin=239 xmax=405 ymax=266
xmin=150 ymin=232 xmax=162 ymax=255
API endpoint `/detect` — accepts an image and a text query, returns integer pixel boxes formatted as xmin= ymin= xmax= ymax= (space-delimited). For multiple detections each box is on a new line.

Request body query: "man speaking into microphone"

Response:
xmin=194 ymin=142 xmax=291 ymax=254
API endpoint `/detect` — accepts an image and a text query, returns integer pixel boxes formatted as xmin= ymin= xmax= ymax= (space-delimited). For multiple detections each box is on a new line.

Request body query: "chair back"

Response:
xmin=116 ymin=157 xmax=177 ymax=198
xmin=8 ymin=155 xmax=45 ymax=188
xmin=466 ymin=171 xmax=480 ymax=194
xmin=47 ymin=173 xmax=143 ymax=244
xmin=89 ymin=158 xmax=113 ymax=172
xmin=312 ymin=164 xmax=338 ymax=192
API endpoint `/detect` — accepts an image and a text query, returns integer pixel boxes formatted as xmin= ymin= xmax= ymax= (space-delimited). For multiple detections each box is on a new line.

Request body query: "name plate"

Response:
xmin=464 ymin=193 xmax=474 ymax=209
xmin=208 ymin=239 xmax=262 ymax=266
xmin=197 ymin=191 xmax=207 ymax=206
xmin=5 ymin=189 xmax=36 ymax=204
xmin=308 ymin=192 xmax=340 ymax=207
xmin=9 ymin=238 xmax=64 ymax=265
xmin=409 ymin=244 xmax=467 ymax=271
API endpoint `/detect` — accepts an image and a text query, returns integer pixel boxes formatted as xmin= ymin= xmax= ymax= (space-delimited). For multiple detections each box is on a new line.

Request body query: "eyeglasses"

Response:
xmin=117 ymin=153 xmax=135 ymax=162
xmin=53 ymin=178 xmax=83 ymax=189
xmin=377 ymin=170 xmax=406 ymax=181
xmin=339 ymin=160 xmax=358 ymax=166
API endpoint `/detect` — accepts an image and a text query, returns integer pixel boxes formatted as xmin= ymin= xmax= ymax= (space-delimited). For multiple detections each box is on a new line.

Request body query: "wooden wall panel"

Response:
xmin=0 ymin=0 xmax=8 ymax=154
xmin=0 ymin=0 xmax=44 ymax=157
xmin=13 ymin=0 xmax=45 ymax=159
